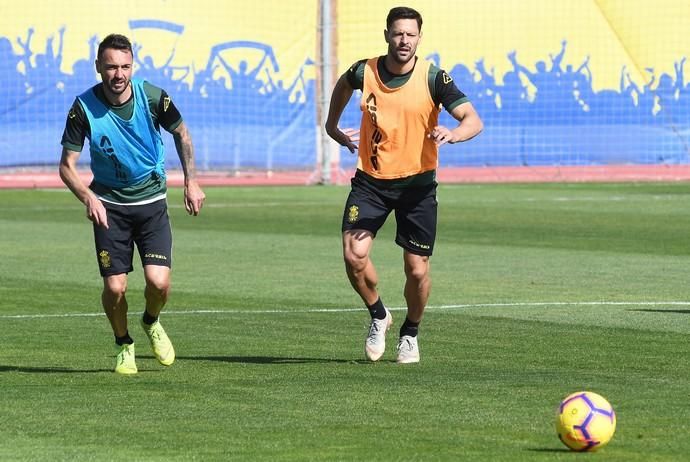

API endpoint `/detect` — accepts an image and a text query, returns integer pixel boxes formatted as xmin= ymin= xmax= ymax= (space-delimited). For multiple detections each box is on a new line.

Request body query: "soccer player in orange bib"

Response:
xmin=325 ymin=6 xmax=483 ymax=363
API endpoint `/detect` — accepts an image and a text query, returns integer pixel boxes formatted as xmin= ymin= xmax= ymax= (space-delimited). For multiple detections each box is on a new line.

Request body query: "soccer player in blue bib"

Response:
xmin=59 ymin=34 xmax=206 ymax=374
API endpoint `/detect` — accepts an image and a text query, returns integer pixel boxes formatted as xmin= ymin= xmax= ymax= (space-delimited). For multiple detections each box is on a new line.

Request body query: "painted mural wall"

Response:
xmin=1 ymin=1 xmax=688 ymax=170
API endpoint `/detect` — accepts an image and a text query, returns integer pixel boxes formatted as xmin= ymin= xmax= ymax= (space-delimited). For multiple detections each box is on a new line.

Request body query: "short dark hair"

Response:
xmin=386 ymin=6 xmax=422 ymax=31
xmin=97 ymin=34 xmax=132 ymax=60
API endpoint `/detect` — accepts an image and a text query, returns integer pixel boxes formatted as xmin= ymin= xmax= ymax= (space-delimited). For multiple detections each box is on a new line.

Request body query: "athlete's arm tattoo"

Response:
xmin=171 ymin=120 xmax=206 ymax=215
xmin=171 ymin=121 xmax=197 ymax=182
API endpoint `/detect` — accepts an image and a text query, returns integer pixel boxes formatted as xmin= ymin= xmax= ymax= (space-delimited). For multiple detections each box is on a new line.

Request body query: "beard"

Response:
xmin=389 ymin=45 xmax=416 ymax=65
xmin=106 ymin=78 xmax=130 ymax=96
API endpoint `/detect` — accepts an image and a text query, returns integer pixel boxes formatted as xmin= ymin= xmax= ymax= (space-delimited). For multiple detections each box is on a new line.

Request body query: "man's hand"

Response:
xmin=184 ymin=179 xmax=205 ymax=216
xmin=329 ymin=127 xmax=360 ymax=153
xmin=428 ymin=126 xmax=456 ymax=146
xmin=84 ymin=194 xmax=108 ymax=228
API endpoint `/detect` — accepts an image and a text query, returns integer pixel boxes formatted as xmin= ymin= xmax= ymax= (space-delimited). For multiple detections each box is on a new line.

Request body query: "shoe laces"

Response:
xmin=118 ymin=345 xmax=132 ymax=363
xmin=398 ymin=337 xmax=413 ymax=352
xmin=147 ymin=323 xmax=162 ymax=341
xmin=368 ymin=315 xmax=388 ymax=335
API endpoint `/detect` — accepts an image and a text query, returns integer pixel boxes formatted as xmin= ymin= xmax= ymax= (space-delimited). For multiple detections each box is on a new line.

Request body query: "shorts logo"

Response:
xmin=442 ymin=71 xmax=453 ymax=84
xmin=144 ymin=253 xmax=168 ymax=261
xmin=408 ymin=239 xmax=431 ymax=250
xmin=99 ymin=250 xmax=111 ymax=268
xmin=347 ymin=205 xmax=359 ymax=223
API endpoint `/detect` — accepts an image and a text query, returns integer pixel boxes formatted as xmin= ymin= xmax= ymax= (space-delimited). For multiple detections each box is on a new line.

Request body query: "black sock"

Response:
xmin=142 ymin=310 xmax=158 ymax=325
xmin=115 ymin=332 xmax=134 ymax=346
xmin=366 ymin=298 xmax=387 ymax=320
xmin=399 ymin=317 xmax=420 ymax=337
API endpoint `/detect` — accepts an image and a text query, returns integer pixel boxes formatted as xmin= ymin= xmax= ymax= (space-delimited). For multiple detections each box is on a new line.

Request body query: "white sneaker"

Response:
xmin=365 ymin=309 xmax=392 ymax=361
xmin=396 ymin=335 xmax=420 ymax=364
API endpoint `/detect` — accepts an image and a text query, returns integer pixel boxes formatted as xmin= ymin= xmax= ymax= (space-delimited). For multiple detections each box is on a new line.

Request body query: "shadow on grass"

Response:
xmin=172 ymin=355 xmax=368 ymax=365
xmin=628 ymin=309 xmax=690 ymax=314
xmin=0 ymin=365 xmax=111 ymax=373
xmin=0 ymin=357 xmax=392 ymax=373
xmin=527 ymin=448 xmax=572 ymax=453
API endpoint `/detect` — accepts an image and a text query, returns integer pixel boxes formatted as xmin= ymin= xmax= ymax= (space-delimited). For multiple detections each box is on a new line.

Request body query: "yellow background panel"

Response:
xmin=337 ymin=0 xmax=690 ymax=91
xmin=0 ymin=0 xmax=317 ymax=87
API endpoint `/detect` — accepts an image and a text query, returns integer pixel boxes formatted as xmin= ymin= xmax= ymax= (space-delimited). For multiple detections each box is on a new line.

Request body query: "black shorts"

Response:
xmin=341 ymin=171 xmax=438 ymax=256
xmin=93 ymin=199 xmax=172 ymax=277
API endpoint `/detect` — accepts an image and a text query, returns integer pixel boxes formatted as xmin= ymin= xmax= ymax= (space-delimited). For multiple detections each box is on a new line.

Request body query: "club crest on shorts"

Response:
xmin=99 ymin=250 xmax=111 ymax=268
xmin=348 ymin=205 xmax=359 ymax=223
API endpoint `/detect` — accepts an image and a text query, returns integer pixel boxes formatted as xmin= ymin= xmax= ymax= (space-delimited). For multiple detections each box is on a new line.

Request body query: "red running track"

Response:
xmin=2 ymin=165 xmax=690 ymax=189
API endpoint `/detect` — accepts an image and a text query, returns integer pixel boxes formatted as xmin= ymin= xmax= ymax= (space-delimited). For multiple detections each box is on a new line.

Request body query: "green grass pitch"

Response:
xmin=1 ymin=182 xmax=690 ymax=461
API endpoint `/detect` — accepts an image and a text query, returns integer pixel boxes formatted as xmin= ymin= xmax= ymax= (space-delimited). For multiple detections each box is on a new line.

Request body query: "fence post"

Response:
xmin=314 ymin=0 xmax=338 ymax=184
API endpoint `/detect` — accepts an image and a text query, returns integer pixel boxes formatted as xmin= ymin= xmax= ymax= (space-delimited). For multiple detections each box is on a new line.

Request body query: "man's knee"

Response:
xmin=343 ymin=248 xmax=368 ymax=273
xmin=146 ymin=274 xmax=170 ymax=297
xmin=143 ymin=265 xmax=171 ymax=297
xmin=103 ymin=275 xmax=128 ymax=299
xmin=342 ymin=230 xmax=374 ymax=273
xmin=404 ymin=256 xmax=430 ymax=282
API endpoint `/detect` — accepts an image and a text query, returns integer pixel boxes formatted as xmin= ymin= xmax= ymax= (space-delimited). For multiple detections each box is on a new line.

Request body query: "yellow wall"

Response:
xmin=2 ymin=0 xmax=687 ymax=92
xmin=337 ymin=0 xmax=690 ymax=91
xmin=1 ymin=0 xmax=316 ymax=87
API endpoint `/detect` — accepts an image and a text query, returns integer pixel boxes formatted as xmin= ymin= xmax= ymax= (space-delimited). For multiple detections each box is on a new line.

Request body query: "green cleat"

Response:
xmin=115 ymin=343 xmax=138 ymax=375
xmin=141 ymin=319 xmax=175 ymax=366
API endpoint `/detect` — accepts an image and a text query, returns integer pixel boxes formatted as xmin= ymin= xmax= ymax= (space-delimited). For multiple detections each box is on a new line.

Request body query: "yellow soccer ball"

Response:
xmin=556 ymin=391 xmax=616 ymax=451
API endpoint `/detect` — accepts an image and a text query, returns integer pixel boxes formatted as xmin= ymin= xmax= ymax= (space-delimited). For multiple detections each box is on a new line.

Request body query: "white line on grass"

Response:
xmin=2 ymin=301 xmax=690 ymax=320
